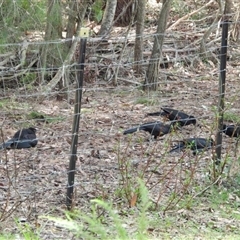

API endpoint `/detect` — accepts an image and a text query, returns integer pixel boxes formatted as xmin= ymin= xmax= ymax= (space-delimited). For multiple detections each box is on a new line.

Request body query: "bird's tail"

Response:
xmin=168 ymin=143 xmax=184 ymax=153
xmin=146 ymin=111 xmax=163 ymax=117
xmin=123 ymin=127 xmax=139 ymax=135
xmin=0 ymin=141 xmax=12 ymax=150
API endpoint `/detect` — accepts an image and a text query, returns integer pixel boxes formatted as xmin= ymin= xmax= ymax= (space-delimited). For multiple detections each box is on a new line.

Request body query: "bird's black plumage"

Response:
xmin=147 ymin=107 xmax=196 ymax=127
xmin=222 ymin=124 xmax=240 ymax=138
xmin=222 ymin=124 xmax=240 ymax=157
xmin=123 ymin=121 xmax=173 ymax=139
xmin=0 ymin=127 xmax=38 ymax=150
xmin=169 ymin=138 xmax=214 ymax=155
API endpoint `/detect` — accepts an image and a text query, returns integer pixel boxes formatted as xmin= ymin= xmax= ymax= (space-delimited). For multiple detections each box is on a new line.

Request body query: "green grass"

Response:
xmin=37 ymin=177 xmax=240 ymax=239
xmin=20 ymin=73 xmax=37 ymax=85
xmin=26 ymin=111 xmax=65 ymax=123
xmin=16 ymin=222 xmax=39 ymax=240
xmin=0 ymin=0 xmax=46 ymax=45
xmin=135 ymin=97 xmax=157 ymax=105
xmin=92 ymin=0 xmax=104 ymax=23
xmin=0 ymin=99 xmax=10 ymax=108
xmin=0 ymin=234 xmax=15 ymax=240
xmin=0 ymin=99 xmax=30 ymax=110
xmin=224 ymin=112 xmax=240 ymax=123
xmin=42 ymin=180 xmax=152 ymax=240
xmin=5 ymin=172 xmax=240 ymax=239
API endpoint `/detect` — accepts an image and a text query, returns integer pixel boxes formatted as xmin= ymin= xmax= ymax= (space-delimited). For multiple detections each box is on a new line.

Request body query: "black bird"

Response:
xmin=0 ymin=127 xmax=38 ymax=150
xmin=222 ymin=124 xmax=240 ymax=138
xmin=123 ymin=121 xmax=173 ymax=139
xmin=146 ymin=107 xmax=196 ymax=127
xmin=169 ymin=138 xmax=214 ymax=155
xmin=222 ymin=124 xmax=240 ymax=156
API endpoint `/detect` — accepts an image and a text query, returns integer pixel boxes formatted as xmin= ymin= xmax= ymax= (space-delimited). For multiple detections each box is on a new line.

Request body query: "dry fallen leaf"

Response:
xmin=130 ymin=193 xmax=138 ymax=207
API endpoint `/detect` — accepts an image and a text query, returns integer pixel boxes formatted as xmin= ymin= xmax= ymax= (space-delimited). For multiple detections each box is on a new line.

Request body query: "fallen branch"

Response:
xmin=168 ymin=0 xmax=215 ymax=30
xmin=0 ymin=58 xmax=38 ymax=80
xmin=41 ymin=36 xmax=79 ymax=95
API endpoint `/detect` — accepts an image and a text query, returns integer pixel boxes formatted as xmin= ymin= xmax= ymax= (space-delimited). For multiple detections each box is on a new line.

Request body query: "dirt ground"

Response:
xmin=1 ymin=1 xmax=240 ymax=237
xmin=1 ymin=66 xmax=240 ymax=238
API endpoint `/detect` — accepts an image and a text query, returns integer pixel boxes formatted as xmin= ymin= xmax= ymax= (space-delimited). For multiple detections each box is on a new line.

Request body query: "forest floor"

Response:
xmin=1 ymin=1 xmax=240 ymax=239
xmin=1 ymin=70 xmax=240 ymax=239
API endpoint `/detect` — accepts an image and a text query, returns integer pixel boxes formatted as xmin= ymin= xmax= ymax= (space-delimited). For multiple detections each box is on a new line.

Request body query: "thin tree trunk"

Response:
xmin=40 ymin=0 xmax=63 ymax=84
xmin=134 ymin=0 xmax=146 ymax=74
xmin=66 ymin=0 xmax=78 ymax=48
xmin=41 ymin=4 xmax=89 ymax=95
xmin=143 ymin=0 xmax=172 ymax=91
xmin=75 ymin=0 xmax=89 ymax=33
xmin=98 ymin=0 xmax=117 ymax=37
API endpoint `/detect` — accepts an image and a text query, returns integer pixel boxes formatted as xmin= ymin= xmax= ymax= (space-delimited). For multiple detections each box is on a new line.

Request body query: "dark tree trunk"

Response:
xmin=114 ymin=0 xmax=134 ymax=27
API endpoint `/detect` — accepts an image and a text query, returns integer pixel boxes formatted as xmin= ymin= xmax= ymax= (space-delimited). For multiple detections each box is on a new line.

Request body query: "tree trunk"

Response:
xmin=65 ymin=0 xmax=89 ymax=48
xmin=98 ymin=0 xmax=117 ymax=37
xmin=143 ymin=0 xmax=172 ymax=91
xmin=134 ymin=0 xmax=146 ymax=74
xmin=65 ymin=1 xmax=78 ymax=48
xmin=41 ymin=2 xmax=90 ymax=95
xmin=114 ymin=0 xmax=134 ymax=27
xmin=40 ymin=0 xmax=64 ymax=84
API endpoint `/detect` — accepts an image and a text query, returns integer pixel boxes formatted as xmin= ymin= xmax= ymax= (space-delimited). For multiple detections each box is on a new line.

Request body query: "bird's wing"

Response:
xmin=161 ymin=107 xmax=172 ymax=113
xmin=123 ymin=127 xmax=139 ymax=135
xmin=12 ymin=128 xmax=36 ymax=139
xmin=186 ymin=138 xmax=213 ymax=150
xmin=20 ymin=133 xmax=37 ymax=140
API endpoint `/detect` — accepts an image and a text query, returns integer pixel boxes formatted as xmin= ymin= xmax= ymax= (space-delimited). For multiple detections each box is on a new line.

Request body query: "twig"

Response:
xmin=192 ymin=175 xmax=221 ymax=199
xmin=117 ymin=77 xmax=142 ymax=85
xmin=168 ymin=0 xmax=215 ymax=30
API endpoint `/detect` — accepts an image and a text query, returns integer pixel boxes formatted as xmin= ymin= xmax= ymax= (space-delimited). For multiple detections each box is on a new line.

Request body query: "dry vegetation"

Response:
xmin=0 ymin=0 xmax=240 ymax=239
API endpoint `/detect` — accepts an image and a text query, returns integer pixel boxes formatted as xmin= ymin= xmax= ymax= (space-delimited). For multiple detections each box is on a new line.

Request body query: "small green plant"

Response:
xmin=224 ymin=112 xmax=240 ymax=123
xmin=28 ymin=111 xmax=44 ymax=119
xmin=0 ymin=233 xmax=15 ymax=240
xmin=135 ymin=97 xmax=156 ymax=105
xmin=46 ymin=116 xmax=66 ymax=123
xmin=0 ymin=99 xmax=10 ymax=108
xmin=27 ymin=111 xmax=65 ymax=123
xmin=42 ymin=179 xmax=151 ymax=239
xmin=0 ymin=0 xmax=46 ymax=44
xmin=205 ymin=186 xmax=230 ymax=209
xmin=20 ymin=73 xmax=37 ymax=85
xmin=16 ymin=222 xmax=39 ymax=240
xmin=92 ymin=0 xmax=104 ymax=23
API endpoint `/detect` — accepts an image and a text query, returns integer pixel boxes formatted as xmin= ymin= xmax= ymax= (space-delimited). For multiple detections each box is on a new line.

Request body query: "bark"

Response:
xmin=42 ymin=0 xmax=89 ymax=94
xmin=134 ymin=0 xmax=146 ymax=74
xmin=98 ymin=0 xmax=117 ymax=37
xmin=114 ymin=0 xmax=134 ymax=27
xmin=144 ymin=0 xmax=172 ymax=91
xmin=41 ymin=1 xmax=89 ymax=95
xmin=40 ymin=0 xmax=63 ymax=84
xmin=66 ymin=0 xmax=78 ymax=48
